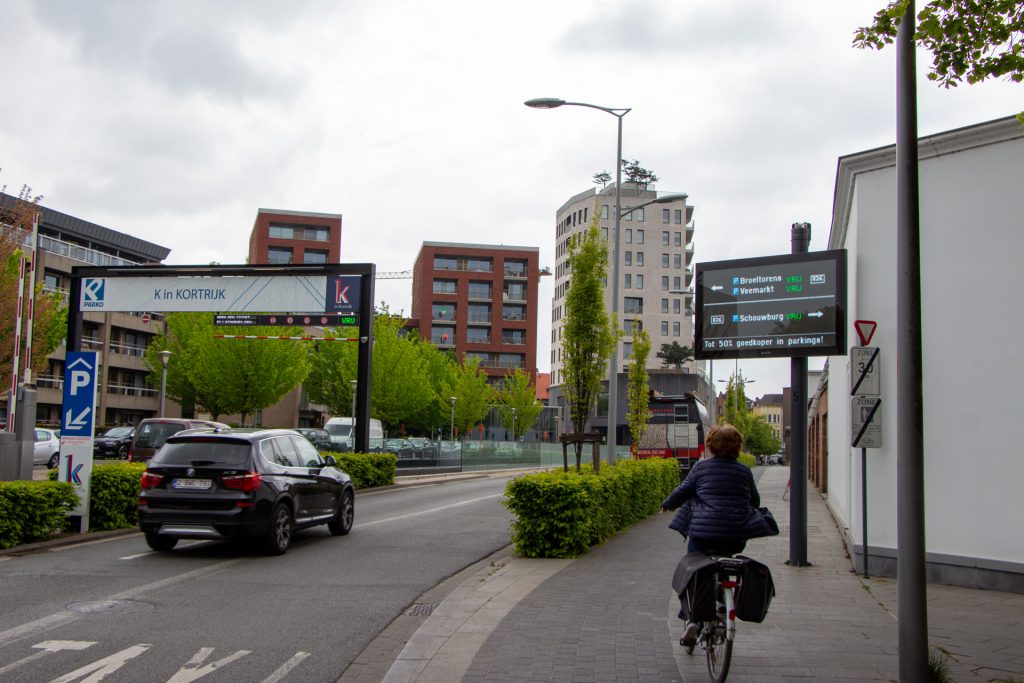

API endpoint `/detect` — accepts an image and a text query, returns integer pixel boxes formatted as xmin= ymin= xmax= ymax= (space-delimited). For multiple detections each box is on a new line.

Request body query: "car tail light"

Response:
xmin=140 ymin=472 xmax=163 ymax=489
xmin=222 ymin=472 xmax=262 ymax=492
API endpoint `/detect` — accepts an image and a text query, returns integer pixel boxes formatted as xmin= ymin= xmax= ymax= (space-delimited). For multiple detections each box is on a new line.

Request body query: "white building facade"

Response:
xmin=824 ymin=116 xmax=1024 ymax=591
xmin=550 ymin=184 xmax=695 ymax=387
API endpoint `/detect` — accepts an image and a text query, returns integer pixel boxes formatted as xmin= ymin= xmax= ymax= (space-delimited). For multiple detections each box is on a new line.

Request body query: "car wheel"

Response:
xmin=48 ymin=453 xmax=59 ymax=469
xmin=328 ymin=489 xmax=354 ymax=536
xmin=117 ymin=444 xmax=128 ymax=459
xmin=264 ymin=502 xmax=293 ymax=555
xmin=145 ymin=531 xmax=178 ymax=552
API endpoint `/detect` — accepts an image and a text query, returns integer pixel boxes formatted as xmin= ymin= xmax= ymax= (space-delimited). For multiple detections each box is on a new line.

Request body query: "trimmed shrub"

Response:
xmin=327 ymin=451 xmax=397 ymax=489
xmin=738 ymin=453 xmax=757 ymax=468
xmin=48 ymin=462 xmax=147 ymax=530
xmin=504 ymin=457 xmax=678 ymax=558
xmin=0 ymin=481 xmax=78 ymax=548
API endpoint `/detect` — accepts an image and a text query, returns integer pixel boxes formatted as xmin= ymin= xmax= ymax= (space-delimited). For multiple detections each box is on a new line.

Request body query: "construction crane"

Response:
xmin=376 ymin=270 xmax=412 ymax=279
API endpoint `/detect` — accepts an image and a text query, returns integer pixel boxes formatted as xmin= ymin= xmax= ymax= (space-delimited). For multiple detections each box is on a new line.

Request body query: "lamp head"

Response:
xmin=524 ymin=98 xmax=565 ymax=109
xmin=158 ymin=350 xmax=173 ymax=367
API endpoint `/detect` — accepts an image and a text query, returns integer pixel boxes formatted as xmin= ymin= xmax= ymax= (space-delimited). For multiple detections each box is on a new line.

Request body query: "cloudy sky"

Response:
xmin=1 ymin=0 xmax=1018 ymax=397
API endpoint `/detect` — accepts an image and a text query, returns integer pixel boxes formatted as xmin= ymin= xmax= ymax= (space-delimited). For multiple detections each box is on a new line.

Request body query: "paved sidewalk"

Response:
xmin=354 ymin=466 xmax=1024 ymax=682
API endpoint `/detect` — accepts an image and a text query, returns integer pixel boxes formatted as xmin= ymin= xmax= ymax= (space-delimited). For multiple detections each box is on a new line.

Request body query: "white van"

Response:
xmin=324 ymin=417 xmax=384 ymax=452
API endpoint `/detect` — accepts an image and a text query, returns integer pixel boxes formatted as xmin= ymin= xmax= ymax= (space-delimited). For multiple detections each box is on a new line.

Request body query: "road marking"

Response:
xmin=261 ymin=652 xmax=311 ymax=683
xmin=359 ymin=494 xmax=502 ymax=528
xmin=0 ymin=640 xmax=96 ymax=677
xmin=167 ymin=647 xmax=252 ymax=682
xmin=50 ymin=643 xmax=151 ymax=682
xmin=50 ymin=534 xmax=142 ymax=552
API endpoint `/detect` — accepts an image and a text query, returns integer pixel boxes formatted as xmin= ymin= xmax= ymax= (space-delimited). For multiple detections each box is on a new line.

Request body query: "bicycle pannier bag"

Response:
xmin=672 ymin=552 xmax=718 ymax=622
xmin=733 ymin=556 xmax=775 ymax=623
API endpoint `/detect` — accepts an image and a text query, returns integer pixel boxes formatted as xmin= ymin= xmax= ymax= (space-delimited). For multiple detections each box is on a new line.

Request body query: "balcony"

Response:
xmin=434 ymin=258 xmax=493 ymax=273
xmin=38 ymin=234 xmax=141 ymax=268
xmin=478 ymin=358 xmax=526 ymax=370
xmin=467 ymin=314 xmax=492 ymax=325
xmin=502 ymin=312 xmax=526 ymax=321
xmin=467 ymin=336 xmax=492 ymax=345
xmin=501 ymin=336 xmax=526 ymax=346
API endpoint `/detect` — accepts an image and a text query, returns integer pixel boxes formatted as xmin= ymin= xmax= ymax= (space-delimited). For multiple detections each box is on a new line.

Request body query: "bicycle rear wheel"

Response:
xmin=705 ymin=619 xmax=733 ymax=682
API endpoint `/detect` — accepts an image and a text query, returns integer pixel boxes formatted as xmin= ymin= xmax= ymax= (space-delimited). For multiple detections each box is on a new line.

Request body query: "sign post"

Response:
xmin=850 ymin=344 xmax=882 ymax=577
xmin=59 ymin=351 xmax=98 ymax=532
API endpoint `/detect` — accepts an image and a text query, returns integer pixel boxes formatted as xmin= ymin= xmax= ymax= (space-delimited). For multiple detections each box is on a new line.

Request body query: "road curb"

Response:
xmin=0 ymin=527 xmax=140 ymax=557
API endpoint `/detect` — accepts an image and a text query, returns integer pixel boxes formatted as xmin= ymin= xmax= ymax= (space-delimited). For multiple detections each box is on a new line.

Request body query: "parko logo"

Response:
xmin=82 ymin=278 xmax=106 ymax=308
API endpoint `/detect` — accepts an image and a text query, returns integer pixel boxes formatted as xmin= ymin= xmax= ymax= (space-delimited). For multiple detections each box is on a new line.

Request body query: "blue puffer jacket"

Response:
xmin=661 ymin=457 xmax=761 ymax=540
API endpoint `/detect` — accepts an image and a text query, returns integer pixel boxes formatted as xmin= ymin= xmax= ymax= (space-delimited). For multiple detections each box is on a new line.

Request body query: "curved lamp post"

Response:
xmin=511 ymin=407 xmax=517 ymax=442
xmin=449 ymin=396 xmax=457 ymax=442
xmin=526 ymin=97 xmax=631 ymax=465
xmin=350 ymin=379 xmax=358 ymax=420
xmin=157 ymin=350 xmax=173 ymax=417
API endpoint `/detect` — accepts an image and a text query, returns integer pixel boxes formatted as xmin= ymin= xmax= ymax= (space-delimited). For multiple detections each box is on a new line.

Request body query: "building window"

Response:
xmin=624 ymin=251 xmax=632 ymax=266
xmin=635 ymin=208 xmax=645 ymax=222
xmin=673 ymin=276 xmax=682 ymax=291
xmin=625 ymin=229 xmax=632 ymax=244
xmin=636 ymin=252 xmax=644 ymax=266
xmin=661 ymin=298 xmax=669 ymax=313
xmin=431 ymin=326 xmax=455 ymax=345
xmin=433 ymin=279 xmax=457 ymax=295
xmin=636 ymin=274 xmax=644 ymax=289
xmin=662 ymin=231 xmax=670 ymax=246
xmin=636 ymin=229 xmax=644 ymax=244
xmin=267 ymin=246 xmax=293 ymax=264
xmin=467 ymin=328 xmax=490 ymax=344
xmin=269 ymin=223 xmax=329 ymax=241
xmin=469 ymin=281 xmax=492 ymax=299
xmin=602 ymin=204 xmax=609 ymax=219
xmin=674 ymin=209 xmax=683 ymax=224
xmin=624 ymin=210 xmax=632 ymax=222
xmin=503 ymin=283 xmax=526 ymax=301
xmin=661 ymin=276 xmax=669 ymax=291
xmin=674 ymin=232 xmax=682 ymax=246
xmin=432 ymin=303 xmax=456 ymax=321
xmin=434 ymin=256 xmax=458 ymax=270
xmin=662 ymin=253 xmax=670 ymax=268
xmin=673 ymin=321 xmax=681 ymax=336
xmin=623 ymin=341 xmax=634 ymax=359
xmin=663 ymin=208 xmax=670 ymax=223
xmin=624 ymin=273 xmax=632 ymax=289
xmin=673 ymin=253 xmax=682 ymax=269
xmin=673 ymin=298 xmax=681 ymax=314
xmin=623 ymin=297 xmax=643 ymax=314
xmin=504 ymin=259 xmax=528 ymax=277
xmin=601 ymin=227 xmax=609 ymax=241
xmin=503 ymin=304 xmax=526 ymax=321
xmin=503 ymin=329 xmax=526 ymax=345
xmin=303 ymin=249 xmax=328 ymax=264
xmin=661 ymin=321 xmax=669 ymax=336
xmin=625 ymin=319 xmax=642 ymax=333
xmin=467 ymin=304 xmax=490 ymax=322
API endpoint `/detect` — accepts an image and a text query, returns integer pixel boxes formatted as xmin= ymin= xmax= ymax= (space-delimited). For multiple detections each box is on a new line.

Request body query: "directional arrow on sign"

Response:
xmin=66 ymin=356 xmax=94 ymax=371
xmin=711 ymin=285 xmax=723 ymax=291
xmin=64 ymin=407 xmax=92 ymax=430
xmin=808 ymin=311 xmax=824 ymax=318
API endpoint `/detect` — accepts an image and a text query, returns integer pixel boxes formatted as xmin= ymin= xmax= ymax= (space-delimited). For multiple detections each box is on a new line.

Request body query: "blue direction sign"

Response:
xmin=59 ymin=351 xmax=98 ymax=526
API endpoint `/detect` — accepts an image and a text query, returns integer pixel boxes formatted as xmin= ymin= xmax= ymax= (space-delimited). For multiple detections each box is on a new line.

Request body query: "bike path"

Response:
xmin=360 ymin=464 xmax=1024 ymax=682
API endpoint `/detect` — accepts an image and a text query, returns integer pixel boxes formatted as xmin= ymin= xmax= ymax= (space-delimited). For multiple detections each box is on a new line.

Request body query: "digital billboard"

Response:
xmin=694 ymin=250 xmax=847 ymax=360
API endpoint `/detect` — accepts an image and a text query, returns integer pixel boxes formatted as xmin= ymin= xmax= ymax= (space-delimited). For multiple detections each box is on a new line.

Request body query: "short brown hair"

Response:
xmin=706 ymin=424 xmax=743 ymax=459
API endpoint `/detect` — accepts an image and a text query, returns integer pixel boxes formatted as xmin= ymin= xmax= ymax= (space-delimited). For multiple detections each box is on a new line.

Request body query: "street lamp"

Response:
xmin=350 ymin=379 xmax=357 ymax=420
xmin=511 ymin=407 xmax=517 ymax=442
xmin=449 ymin=396 xmax=457 ymax=442
xmin=526 ymin=97 xmax=631 ymax=465
xmin=157 ymin=350 xmax=172 ymax=417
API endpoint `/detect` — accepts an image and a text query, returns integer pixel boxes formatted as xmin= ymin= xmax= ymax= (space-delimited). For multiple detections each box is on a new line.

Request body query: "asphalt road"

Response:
xmin=0 ymin=474 xmax=515 ymax=682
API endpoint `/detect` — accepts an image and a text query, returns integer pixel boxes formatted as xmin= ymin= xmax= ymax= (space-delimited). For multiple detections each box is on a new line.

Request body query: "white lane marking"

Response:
xmin=0 ymin=560 xmax=244 ymax=649
xmin=359 ymin=493 xmax=502 ymax=528
xmin=0 ymin=640 xmax=96 ymax=677
xmin=261 ymin=652 xmax=311 ymax=683
xmin=119 ymin=540 xmax=210 ymax=560
xmin=49 ymin=643 xmax=151 ymax=682
xmin=50 ymin=534 xmax=141 ymax=552
xmin=167 ymin=647 xmax=251 ymax=682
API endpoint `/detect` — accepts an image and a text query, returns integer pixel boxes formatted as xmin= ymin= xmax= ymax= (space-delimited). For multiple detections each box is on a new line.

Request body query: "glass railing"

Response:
xmin=38 ymin=235 xmax=141 ymax=267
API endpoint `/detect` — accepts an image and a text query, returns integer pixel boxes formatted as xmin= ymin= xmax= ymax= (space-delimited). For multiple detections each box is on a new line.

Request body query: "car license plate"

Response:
xmin=172 ymin=478 xmax=212 ymax=490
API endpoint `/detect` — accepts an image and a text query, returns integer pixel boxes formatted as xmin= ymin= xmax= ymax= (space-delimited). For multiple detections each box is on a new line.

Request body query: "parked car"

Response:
xmin=34 ymin=428 xmax=61 ymax=468
xmin=295 ymin=427 xmax=331 ymax=452
xmin=323 ymin=416 xmax=384 ymax=452
xmin=383 ymin=438 xmax=415 ymax=459
xmin=94 ymin=426 xmax=135 ymax=459
xmin=137 ymin=428 xmax=355 ymax=554
xmin=128 ymin=418 xmax=230 ymax=463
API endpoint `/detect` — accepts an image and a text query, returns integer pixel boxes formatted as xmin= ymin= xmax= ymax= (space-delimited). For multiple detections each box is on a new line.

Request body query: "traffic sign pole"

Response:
xmin=788 ymin=222 xmax=811 ymax=568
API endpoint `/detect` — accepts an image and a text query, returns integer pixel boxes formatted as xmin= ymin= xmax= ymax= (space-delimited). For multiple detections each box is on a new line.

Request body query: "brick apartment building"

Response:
xmin=248 ymin=208 xmax=342 ymax=265
xmin=410 ymin=242 xmax=541 ymax=383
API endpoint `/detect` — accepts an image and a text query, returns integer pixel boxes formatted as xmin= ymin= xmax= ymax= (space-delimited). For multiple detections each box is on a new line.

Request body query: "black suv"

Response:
xmin=137 ymin=429 xmax=354 ymax=555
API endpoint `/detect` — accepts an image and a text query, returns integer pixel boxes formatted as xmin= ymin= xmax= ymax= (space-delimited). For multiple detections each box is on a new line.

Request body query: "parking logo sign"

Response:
xmin=82 ymin=278 xmax=106 ymax=308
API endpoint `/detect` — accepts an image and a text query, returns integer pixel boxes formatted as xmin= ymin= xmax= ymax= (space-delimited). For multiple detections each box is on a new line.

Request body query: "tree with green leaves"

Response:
xmin=621 ymin=159 xmax=659 ymax=187
xmin=720 ymin=374 xmax=754 ymax=435
xmin=448 ymin=356 xmax=494 ymax=439
xmin=495 ymin=368 xmax=543 ymax=440
xmin=625 ymin=326 xmax=652 ymax=456
xmin=561 ymin=213 xmax=617 ymax=471
xmin=146 ymin=313 xmax=309 ymax=423
xmin=656 ymin=342 xmax=694 ymax=369
xmin=592 ymin=171 xmax=611 ymax=187
xmin=854 ymin=1 xmax=1024 ymax=120
xmin=744 ymin=416 xmax=782 ymax=457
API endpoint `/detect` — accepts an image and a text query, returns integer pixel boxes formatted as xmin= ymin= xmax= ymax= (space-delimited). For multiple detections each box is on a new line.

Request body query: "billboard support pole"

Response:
xmin=787 ymin=222 xmax=811 ymax=567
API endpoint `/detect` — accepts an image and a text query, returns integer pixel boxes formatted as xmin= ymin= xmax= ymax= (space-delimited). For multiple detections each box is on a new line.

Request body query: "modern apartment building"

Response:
xmin=410 ymin=242 xmax=541 ymax=383
xmin=0 ymin=194 xmax=171 ymax=427
xmin=752 ymin=393 xmax=784 ymax=442
xmin=247 ymin=208 xmax=342 ymax=265
xmin=550 ymin=183 xmax=695 ymax=386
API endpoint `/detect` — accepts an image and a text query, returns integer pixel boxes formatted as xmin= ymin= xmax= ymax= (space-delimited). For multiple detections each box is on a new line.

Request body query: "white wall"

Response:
xmin=827 ymin=118 xmax=1024 ymax=571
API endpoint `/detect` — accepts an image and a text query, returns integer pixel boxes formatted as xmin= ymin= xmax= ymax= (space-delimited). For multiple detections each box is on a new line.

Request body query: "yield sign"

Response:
xmin=854 ymin=320 xmax=877 ymax=346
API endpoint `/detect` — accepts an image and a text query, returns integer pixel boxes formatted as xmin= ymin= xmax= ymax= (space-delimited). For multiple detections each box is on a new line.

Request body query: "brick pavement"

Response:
xmin=354 ymin=466 xmax=1024 ymax=682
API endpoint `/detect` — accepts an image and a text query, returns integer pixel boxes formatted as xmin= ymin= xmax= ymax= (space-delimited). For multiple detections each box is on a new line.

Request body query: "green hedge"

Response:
xmin=504 ymin=457 xmax=679 ymax=559
xmin=325 ymin=451 xmax=397 ymax=489
xmin=48 ymin=462 xmax=148 ymax=531
xmin=0 ymin=481 xmax=78 ymax=548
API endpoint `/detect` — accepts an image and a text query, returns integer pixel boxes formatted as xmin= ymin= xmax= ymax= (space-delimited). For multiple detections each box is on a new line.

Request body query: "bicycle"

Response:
xmin=682 ymin=555 xmax=746 ymax=683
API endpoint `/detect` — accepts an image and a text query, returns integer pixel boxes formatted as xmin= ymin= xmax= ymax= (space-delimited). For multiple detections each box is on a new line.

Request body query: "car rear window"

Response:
xmin=135 ymin=422 xmax=187 ymax=449
xmin=152 ymin=440 xmax=252 ymax=466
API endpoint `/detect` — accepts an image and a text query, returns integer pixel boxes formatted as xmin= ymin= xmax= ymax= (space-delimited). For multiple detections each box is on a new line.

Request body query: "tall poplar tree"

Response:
xmin=626 ymin=326 xmax=652 ymax=456
xmin=495 ymin=368 xmax=543 ymax=440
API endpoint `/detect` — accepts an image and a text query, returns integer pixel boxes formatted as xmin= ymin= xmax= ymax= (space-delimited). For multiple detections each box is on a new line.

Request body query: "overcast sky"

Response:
xmin=1 ymin=0 xmax=1018 ymax=398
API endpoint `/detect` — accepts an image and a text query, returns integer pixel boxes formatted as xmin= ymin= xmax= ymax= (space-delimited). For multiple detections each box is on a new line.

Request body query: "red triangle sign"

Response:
xmin=854 ymin=320 xmax=877 ymax=346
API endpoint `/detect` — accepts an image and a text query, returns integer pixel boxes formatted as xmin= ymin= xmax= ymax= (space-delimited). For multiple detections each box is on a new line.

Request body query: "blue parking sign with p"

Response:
xmin=61 ymin=352 xmax=98 ymax=437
